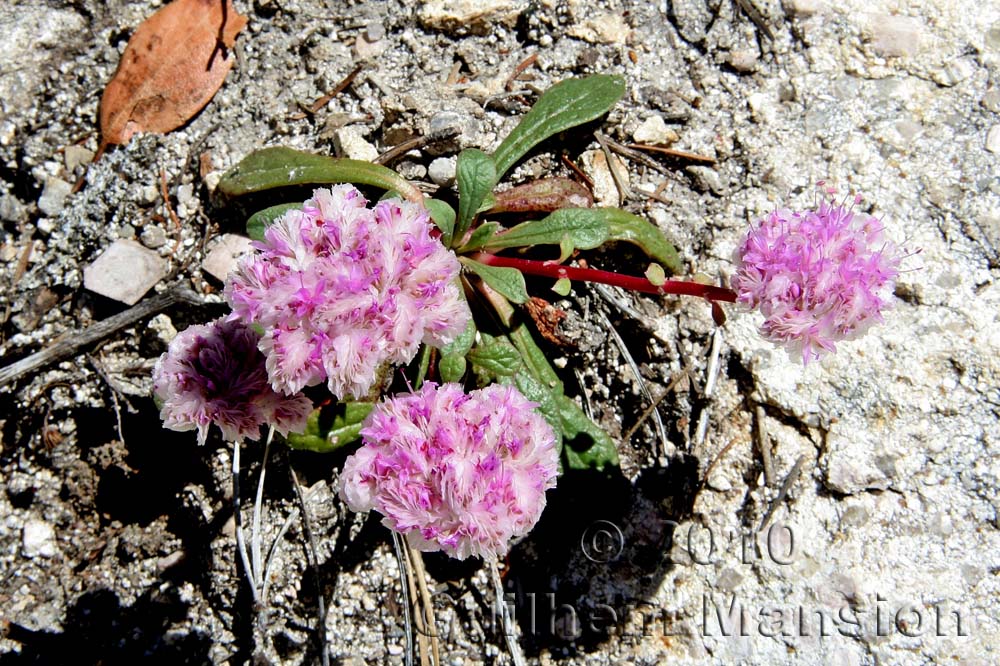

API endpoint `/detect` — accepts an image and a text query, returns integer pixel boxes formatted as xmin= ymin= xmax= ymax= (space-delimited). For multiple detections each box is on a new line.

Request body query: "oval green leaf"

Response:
xmin=218 ymin=146 xmax=423 ymax=203
xmin=461 ymin=257 xmax=529 ymax=304
xmin=492 ymin=75 xmax=626 ymax=180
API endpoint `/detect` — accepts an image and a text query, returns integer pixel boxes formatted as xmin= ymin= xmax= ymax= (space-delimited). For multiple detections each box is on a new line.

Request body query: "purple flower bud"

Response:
xmin=732 ymin=199 xmax=902 ymax=362
xmin=153 ymin=318 xmax=313 ymax=445
xmin=225 ymin=185 xmax=470 ymax=400
xmin=340 ymin=382 xmax=559 ymax=560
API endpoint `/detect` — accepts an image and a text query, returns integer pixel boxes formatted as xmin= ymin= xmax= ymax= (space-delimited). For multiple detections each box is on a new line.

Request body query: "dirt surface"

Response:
xmin=2 ymin=1 xmax=999 ymax=665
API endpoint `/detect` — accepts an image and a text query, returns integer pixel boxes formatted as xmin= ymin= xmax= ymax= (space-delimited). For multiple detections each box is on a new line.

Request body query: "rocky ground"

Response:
xmin=1 ymin=0 xmax=999 ymax=664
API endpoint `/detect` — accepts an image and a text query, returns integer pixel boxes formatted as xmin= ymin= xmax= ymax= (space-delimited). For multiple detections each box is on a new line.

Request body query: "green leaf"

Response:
xmin=552 ymin=277 xmax=572 ymax=296
xmin=438 ymin=354 xmax=467 ymax=383
xmin=455 ymin=149 xmax=497 ymax=246
xmin=557 ymin=395 xmax=620 ymax=471
xmin=486 ymin=178 xmax=593 ymax=214
xmin=485 ymin=207 xmax=610 ymax=252
xmin=492 ymin=75 xmax=626 ymax=180
xmin=645 ymin=262 xmax=666 ymax=287
xmin=467 ymin=339 xmax=522 ymax=377
xmin=424 ymin=198 xmax=456 ymax=246
xmin=247 ymin=203 xmax=301 ymax=241
xmin=602 ymin=208 xmax=683 ymax=274
xmin=458 ymin=221 xmax=501 ymax=252
xmin=217 ymin=146 xmax=423 ymax=203
xmin=508 ymin=323 xmax=561 ymax=390
xmin=441 ymin=317 xmax=477 ymax=357
xmin=438 ymin=317 xmax=477 ymax=383
xmin=285 ymin=402 xmax=374 ymax=453
xmin=461 ymin=257 xmax=529 ymax=304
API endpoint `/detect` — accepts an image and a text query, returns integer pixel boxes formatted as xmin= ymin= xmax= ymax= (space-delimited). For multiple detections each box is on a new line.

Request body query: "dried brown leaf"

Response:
xmin=99 ymin=0 xmax=247 ymax=146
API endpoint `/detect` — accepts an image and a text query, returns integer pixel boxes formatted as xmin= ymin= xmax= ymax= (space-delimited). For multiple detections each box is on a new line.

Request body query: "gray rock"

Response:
xmin=0 ymin=194 xmax=28 ymax=223
xmin=140 ymin=225 xmax=168 ymax=249
xmin=633 ymin=115 xmax=678 ymax=145
xmin=202 ymin=234 xmax=253 ymax=283
xmin=334 ymin=127 xmax=380 ymax=162
xmin=37 ymin=177 xmax=73 ymax=217
xmin=63 ymin=145 xmax=95 ymax=172
xmin=986 ymin=125 xmax=1000 ymax=154
xmin=22 ymin=518 xmax=56 ymax=558
xmin=866 ymin=14 xmax=924 ymax=57
xmin=428 ymin=156 xmax=457 ymax=187
xmin=83 ymin=239 xmax=169 ymax=305
xmin=419 ymin=0 xmax=527 ymax=35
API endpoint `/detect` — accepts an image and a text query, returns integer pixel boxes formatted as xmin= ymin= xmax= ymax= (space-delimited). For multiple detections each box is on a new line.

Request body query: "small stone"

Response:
xmin=364 ymin=21 xmax=385 ymax=42
xmin=728 ymin=48 xmax=759 ymax=72
xmin=428 ymin=157 xmax=457 ymax=187
xmin=633 ymin=115 xmax=678 ymax=145
xmin=139 ymin=184 xmax=159 ymax=205
xmin=83 ymin=239 xmax=169 ymax=305
xmin=686 ymin=165 xmax=726 ymax=195
xmin=22 ymin=518 xmax=56 ymax=558
xmin=419 ymin=0 xmax=527 ymax=35
xmin=37 ymin=177 xmax=73 ymax=216
xmin=933 ymin=57 xmax=975 ymax=87
xmin=64 ymin=145 xmax=95 ymax=172
xmin=985 ymin=126 xmax=1000 ymax=154
xmin=982 ymin=89 xmax=1000 ymax=113
xmin=0 ymin=194 xmax=28 ymax=223
xmin=140 ymin=225 xmax=168 ymax=249
xmin=567 ymin=12 xmax=631 ymax=44
xmin=334 ymin=127 xmax=379 ymax=162
xmin=867 ymin=14 xmax=924 ymax=57
xmin=783 ymin=0 xmax=823 ymax=16
xmin=354 ymin=32 xmax=387 ymax=59
xmin=581 ymin=150 xmax=627 ymax=207
xmin=149 ymin=313 xmax=177 ymax=345
xmin=202 ymin=234 xmax=254 ymax=283
xmin=747 ymin=92 xmax=777 ymax=124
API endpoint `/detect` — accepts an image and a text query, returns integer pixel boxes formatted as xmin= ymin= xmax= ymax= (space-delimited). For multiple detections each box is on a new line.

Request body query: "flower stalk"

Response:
xmin=468 ymin=251 xmax=737 ymax=303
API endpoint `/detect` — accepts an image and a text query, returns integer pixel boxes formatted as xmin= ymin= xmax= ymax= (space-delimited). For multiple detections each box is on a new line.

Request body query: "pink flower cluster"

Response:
xmin=153 ymin=318 xmax=313 ymax=445
xmin=226 ymin=186 xmax=470 ymax=400
xmin=732 ymin=199 xmax=902 ymax=362
xmin=340 ymin=382 xmax=559 ymax=560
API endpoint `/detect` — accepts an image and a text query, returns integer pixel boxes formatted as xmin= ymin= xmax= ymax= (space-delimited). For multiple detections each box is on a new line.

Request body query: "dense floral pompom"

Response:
xmin=731 ymin=199 xmax=902 ymax=362
xmin=153 ymin=318 xmax=313 ymax=445
xmin=340 ymin=382 xmax=559 ymax=560
xmin=225 ymin=186 xmax=469 ymax=400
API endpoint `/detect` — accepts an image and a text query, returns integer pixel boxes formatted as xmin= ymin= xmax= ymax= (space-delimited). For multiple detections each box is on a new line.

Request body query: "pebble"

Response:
xmin=982 ymin=89 xmax=1000 ymax=113
xmin=633 ymin=115 xmax=678 ymax=145
xmin=987 ymin=126 xmax=1000 ymax=154
xmin=83 ymin=239 xmax=169 ymax=305
xmin=202 ymin=234 xmax=254 ymax=283
xmin=428 ymin=156 xmax=457 ymax=187
xmin=686 ymin=165 xmax=726 ymax=195
xmin=728 ymin=48 xmax=759 ymax=73
xmin=933 ymin=57 xmax=975 ymax=87
xmin=867 ymin=14 xmax=924 ymax=57
xmin=0 ymin=194 xmax=28 ymax=223
xmin=418 ymin=0 xmax=526 ymax=35
xmin=580 ymin=149 xmax=627 ymax=207
xmin=37 ymin=177 xmax=73 ymax=217
xmin=567 ymin=13 xmax=631 ymax=45
xmin=149 ymin=313 xmax=177 ymax=345
xmin=140 ymin=225 xmax=168 ymax=249
xmin=334 ymin=127 xmax=379 ymax=162
xmin=22 ymin=518 xmax=56 ymax=558
xmin=63 ymin=145 xmax=95 ymax=172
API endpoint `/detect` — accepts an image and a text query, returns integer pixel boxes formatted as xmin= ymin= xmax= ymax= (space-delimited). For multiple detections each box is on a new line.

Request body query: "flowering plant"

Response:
xmin=153 ymin=73 xmax=903 ymax=663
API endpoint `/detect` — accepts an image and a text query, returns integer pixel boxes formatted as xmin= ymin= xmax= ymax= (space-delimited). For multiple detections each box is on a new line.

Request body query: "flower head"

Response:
xmin=225 ymin=186 xmax=470 ymax=400
xmin=153 ymin=317 xmax=313 ymax=445
xmin=340 ymin=382 xmax=559 ymax=560
xmin=732 ymin=198 xmax=902 ymax=362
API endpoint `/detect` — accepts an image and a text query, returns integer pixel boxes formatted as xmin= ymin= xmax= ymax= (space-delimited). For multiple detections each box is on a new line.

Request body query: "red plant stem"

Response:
xmin=469 ymin=252 xmax=737 ymax=303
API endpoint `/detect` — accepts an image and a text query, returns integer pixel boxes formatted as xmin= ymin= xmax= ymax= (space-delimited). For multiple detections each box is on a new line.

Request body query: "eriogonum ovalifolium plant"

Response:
xmin=155 ymin=75 xmax=904 ymax=571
